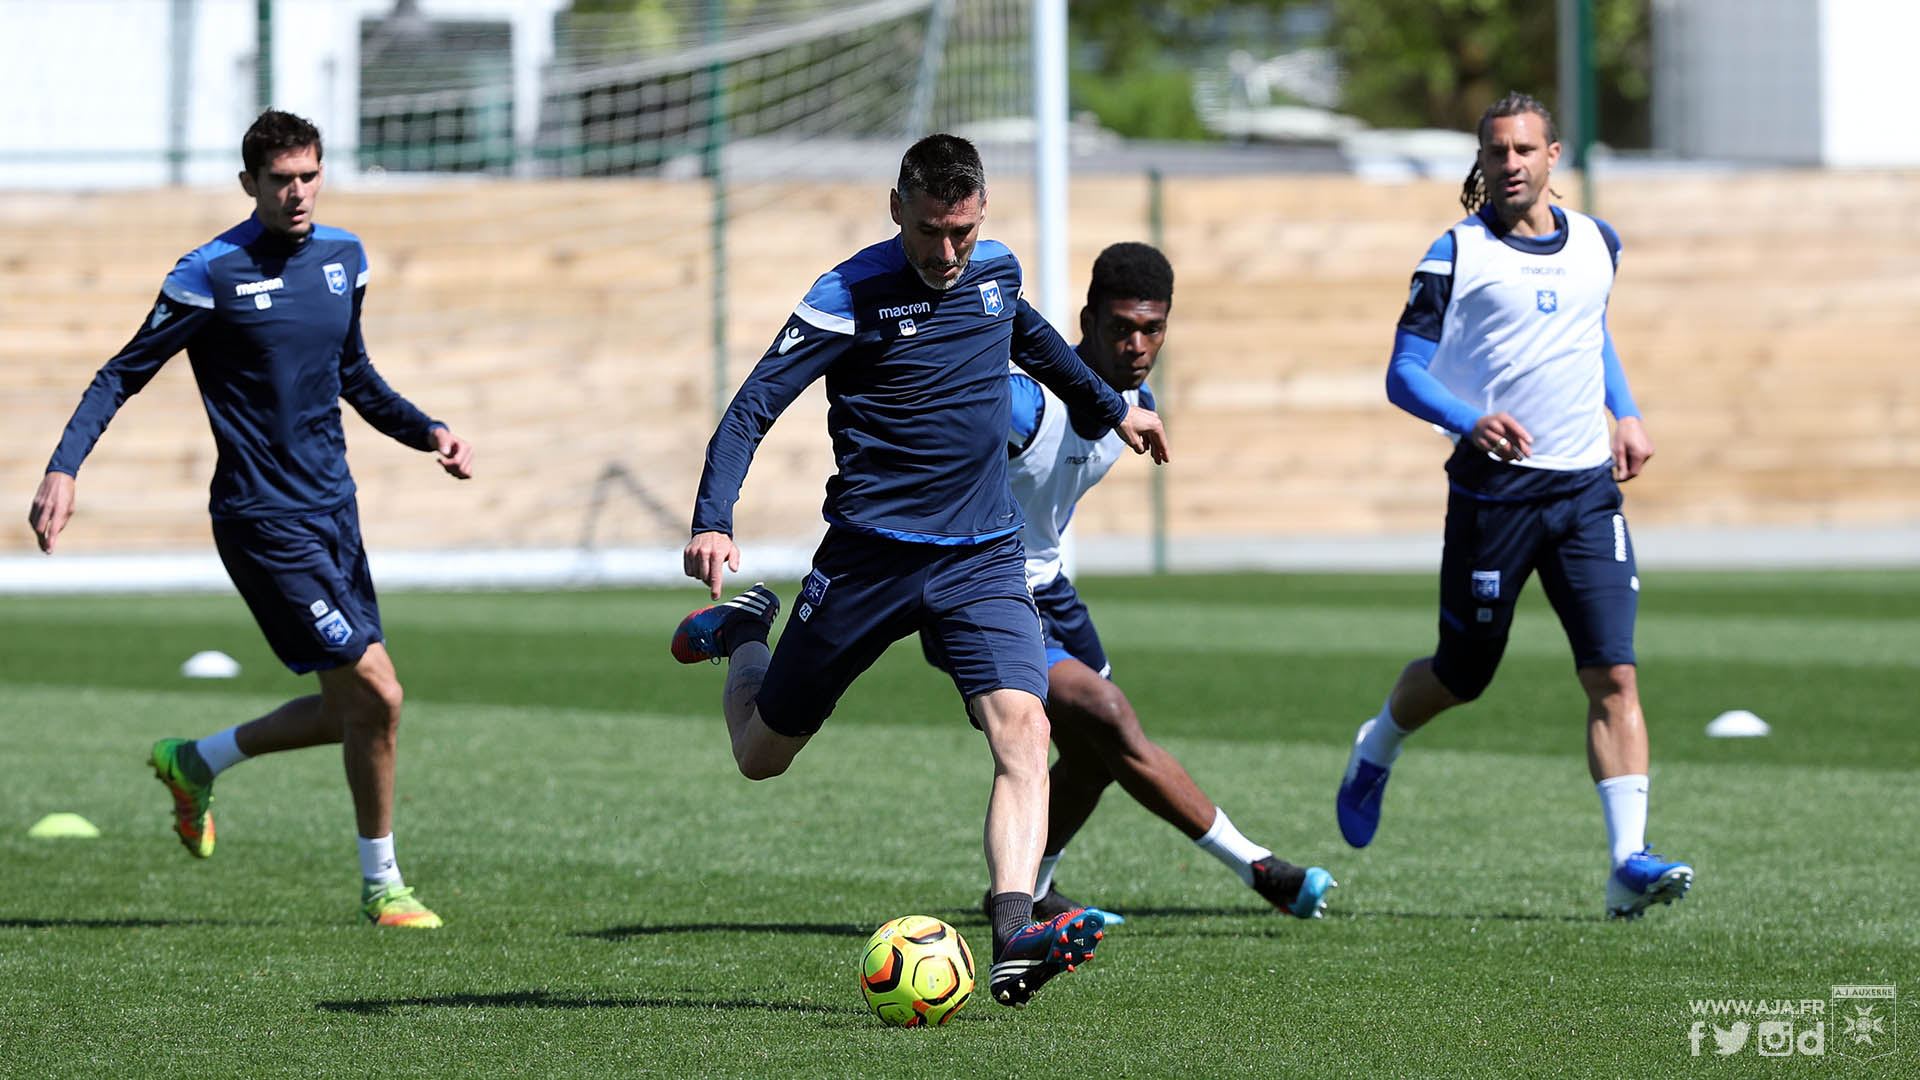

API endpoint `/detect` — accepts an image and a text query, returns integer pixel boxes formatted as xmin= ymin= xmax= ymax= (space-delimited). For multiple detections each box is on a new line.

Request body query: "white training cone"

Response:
xmin=181 ymin=650 xmax=241 ymax=679
xmin=28 ymin=812 xmax=101 ymax=839
xmin=1705 ymin=709 xmax=1770 ymax=738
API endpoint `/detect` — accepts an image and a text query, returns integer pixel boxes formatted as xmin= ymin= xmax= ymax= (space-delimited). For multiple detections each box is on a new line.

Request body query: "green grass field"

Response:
xmin=3 ymin=570 xmax=1915 ymax=1078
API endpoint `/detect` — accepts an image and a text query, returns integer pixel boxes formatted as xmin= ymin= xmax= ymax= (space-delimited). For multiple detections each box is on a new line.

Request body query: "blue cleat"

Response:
xmin=1336 ymin=719 xmax=1393 ymax=848
xmin=671 ymin=583 xmax=779 ymax=664
xmin=1252 ymin=858 xmax=1337 ymax=919
xmin=1606 ymin=848 xmax=1694 ymax=919
xmin=990 ymin=907 xmax=1106 ymax=1007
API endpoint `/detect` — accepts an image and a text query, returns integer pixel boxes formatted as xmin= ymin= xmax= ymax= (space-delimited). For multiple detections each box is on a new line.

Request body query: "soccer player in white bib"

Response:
xmin=934 ymin=242 xmax=1335 ymax=922
xmin=1334 ymin=93 xmax=1693 ymax=919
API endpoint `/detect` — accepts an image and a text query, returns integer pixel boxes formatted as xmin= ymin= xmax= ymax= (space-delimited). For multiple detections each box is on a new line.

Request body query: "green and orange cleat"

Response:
xmin=361 ymin=880 xmax=444 ymax=929
xmin=148 ymin=737 xmax=215 ymax=858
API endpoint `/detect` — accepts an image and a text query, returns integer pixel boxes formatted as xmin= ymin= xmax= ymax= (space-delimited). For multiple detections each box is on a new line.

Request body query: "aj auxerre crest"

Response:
xmin=978 ymin=280 xmax=1003 ymax=316
xmin=1535 ymin=289 xmax=1558 ymax=313
xmin=1832 ymin=985 xmax=1897 ymax=1061
xmin=1471 ymin=569 xmax=1501 ymax=601
xmin=313 ymin=607 xmax=354 ymax=647
xmin=323 ymin=262 xmax=349 ymax=296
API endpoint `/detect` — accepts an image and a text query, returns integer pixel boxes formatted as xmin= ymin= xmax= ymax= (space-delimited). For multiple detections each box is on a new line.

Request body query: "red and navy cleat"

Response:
xmin=670 ymin=583 xmax=779 ymax=664
xmin=989 ymin=907 xmax=1107 ymax=1007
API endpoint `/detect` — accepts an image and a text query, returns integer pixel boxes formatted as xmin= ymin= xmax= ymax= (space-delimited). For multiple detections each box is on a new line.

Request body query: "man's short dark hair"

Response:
xmin=896 ymin=134 xmax=985 ymax=205
xmin=1087 ymin=242 xmax=1174 ymax=312
xmin=242 ymin=109 xmax=323 ymax=176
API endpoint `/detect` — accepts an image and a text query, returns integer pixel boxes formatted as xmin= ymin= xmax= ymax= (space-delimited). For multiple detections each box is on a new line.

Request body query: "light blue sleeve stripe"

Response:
xmin=1386 ymin=328 xmax=1480 ymax=434
xmin=161 ymin=249 xmax=215 ymax=309
xmin=794 ymin=299 xmax=854 ymax=335
xmin=1008 ymin=373 xmax=1044 ymax=449
xmin=1602 ymin=320 xmax=1639 ymax=419
xmin=1413 ymin=231 xmax=1455 ymax=277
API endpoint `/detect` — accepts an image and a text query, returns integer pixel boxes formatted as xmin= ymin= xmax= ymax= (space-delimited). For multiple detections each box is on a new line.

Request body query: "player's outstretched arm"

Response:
xmin=429 ymin=425 xmax=475 ymax=479
xmin=1115 ymin=406 xmax=1170 ymax=464
xmin=27 ymin=472 xmax=76 ymax=554
xmin=1612 ymin=415 xmax=1654 ymax=482
xmin=684 ymin=530 xmax=742 ymax=600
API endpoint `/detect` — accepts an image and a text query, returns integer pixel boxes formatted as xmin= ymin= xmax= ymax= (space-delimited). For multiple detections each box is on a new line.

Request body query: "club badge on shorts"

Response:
xmin=798 ymin=568 xmax=831 ymax=623
xmin=314 ymin=607 xmax=354 ymax=646
xmin=1471 ymin=570 xmax=1501 ymax=601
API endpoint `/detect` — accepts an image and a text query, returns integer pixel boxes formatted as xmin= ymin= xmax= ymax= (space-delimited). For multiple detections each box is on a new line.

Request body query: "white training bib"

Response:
xmin=1428 ymin=208 xmax=1615 ymax=471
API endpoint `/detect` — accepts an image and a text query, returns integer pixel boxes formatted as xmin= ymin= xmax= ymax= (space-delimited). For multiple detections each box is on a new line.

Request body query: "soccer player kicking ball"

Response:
xmin=28 ymin=110 xmax=473 ymax=929
xmin=673 ymin=135 xmax=1169 ymax=1006
xmin=1335 ymin=92 xmax=1693 ymax=919
xmin=931 ymin=243 xmax=1334 ymax=923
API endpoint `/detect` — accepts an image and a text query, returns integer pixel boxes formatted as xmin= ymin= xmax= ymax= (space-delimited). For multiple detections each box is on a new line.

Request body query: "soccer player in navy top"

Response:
xmin=27 ymin=110 xmax=473 ymax=929
xmin=672 ymin=135 xmax=1168 ymax=1006
xmin=947 ymin=242 xmax=1334 ymax=924
xmin=1334 ymin=93 xmax=1693 ymax=919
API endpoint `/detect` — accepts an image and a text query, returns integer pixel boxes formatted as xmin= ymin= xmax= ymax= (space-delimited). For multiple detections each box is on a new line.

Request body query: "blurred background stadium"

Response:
xmin=3 ymin=0 xmax=1916 ymax=591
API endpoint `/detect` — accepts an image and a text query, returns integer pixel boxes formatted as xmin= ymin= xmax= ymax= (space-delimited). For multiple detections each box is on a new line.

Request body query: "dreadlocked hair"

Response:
xmin=1460 ymin=91 xmax=1560 ymax=214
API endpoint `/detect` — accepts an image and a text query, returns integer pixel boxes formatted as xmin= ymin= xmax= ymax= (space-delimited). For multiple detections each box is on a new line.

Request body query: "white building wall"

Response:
xmin=1819 ymin=0 xmax=1920 ymax=166
xmin=0 ymin=0 xmax=561 ymax=190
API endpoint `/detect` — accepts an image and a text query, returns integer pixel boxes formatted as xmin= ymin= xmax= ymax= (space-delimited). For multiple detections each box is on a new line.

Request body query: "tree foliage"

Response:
xmin=1330 ymin=0 xmax=1650 ymax=145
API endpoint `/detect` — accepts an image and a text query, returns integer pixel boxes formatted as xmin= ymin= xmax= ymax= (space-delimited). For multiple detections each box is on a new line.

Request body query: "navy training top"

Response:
xmin=692 ymin=236 xmax=1129 ymax=544
xmin=46 ymin=216 xmax=442 ymax=519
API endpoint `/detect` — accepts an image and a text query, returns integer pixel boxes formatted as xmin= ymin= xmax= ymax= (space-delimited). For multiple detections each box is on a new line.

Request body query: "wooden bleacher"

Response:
xmin=3 ymin=170 xmax=1917 ymax=558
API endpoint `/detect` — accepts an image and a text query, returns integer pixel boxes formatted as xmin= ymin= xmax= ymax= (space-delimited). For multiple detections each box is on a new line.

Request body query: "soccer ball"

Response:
xmin=858 ymin=915 xmax=975 ymax=1027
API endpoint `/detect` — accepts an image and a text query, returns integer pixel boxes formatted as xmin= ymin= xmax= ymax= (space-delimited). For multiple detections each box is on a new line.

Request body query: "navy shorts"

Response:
xmin=211 ymin=499 xmax=383 ymax=675
xmin=758 ymin=528 xmax=1049 ymax=738
xmin=1030 ymin=574 xmax=1110 ymax=676
xmin=1430 ymin=467 xmax=1638 ymax=698
xmin=919 ymin=571 xmax=1111 ymax=678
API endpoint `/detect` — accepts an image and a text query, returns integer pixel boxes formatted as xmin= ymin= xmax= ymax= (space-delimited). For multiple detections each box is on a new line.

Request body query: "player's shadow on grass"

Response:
xmin=575 ymin=920 xmax=873 ymax=941
xmin=1337 ymin=908 xmax=1598 ymax=924
xmin=316 ymin=990 xmax=853 ymax=1017
xmin=0 ymin=917 xmax=253 ymax=930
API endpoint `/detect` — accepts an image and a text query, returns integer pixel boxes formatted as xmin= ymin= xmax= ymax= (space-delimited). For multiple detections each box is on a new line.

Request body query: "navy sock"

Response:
xmin=989 ymin=891 xmax=1034 ymax=959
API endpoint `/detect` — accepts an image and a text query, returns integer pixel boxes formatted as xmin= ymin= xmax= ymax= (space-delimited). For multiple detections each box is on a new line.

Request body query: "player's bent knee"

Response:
xmin=1577 ymin=662 xmax=1637 ymax=702
xmin=1430 ymin=650 xmax=1497 ymax=703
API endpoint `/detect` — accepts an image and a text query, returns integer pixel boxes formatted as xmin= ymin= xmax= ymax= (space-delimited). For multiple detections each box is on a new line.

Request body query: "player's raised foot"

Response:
xmin=148 ymin=737 xmax=215 ymax=858
xmin=1336 ymin=719 xmax=1393 ymax=848
xmin=989 ymin=907 xmax=1106 ymax=1008
xmin=361 ymin=881 xmax=444 ymax=929
xmin=1250 ymin=857 xmax=1337 ymax=919
xmin=671 ymin=583 xmax=780 ymax=664
xmin=1606 ymin=848 xmax=1693 ymax=920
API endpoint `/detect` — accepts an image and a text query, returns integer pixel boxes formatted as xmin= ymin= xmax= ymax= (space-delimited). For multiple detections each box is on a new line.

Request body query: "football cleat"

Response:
xmin=1336 ymin=719 xmax=1394 ymax=848
xmin=361 ymin=881 xmax=444 ymax=929
xmin=1606 ymin=848 xmax=1693 ymax=919
xmin=980 ymin=885 xmax=1126 ymax=926
xmin=149 ymin=737 xmax=215 ymax=858
xmin=671 ymin=583 xmax=779 ymax=664
xmin=1250 ymin=858 xmax=1337 ymax=919
xmin=989 ymin=907 xmax=1106 ymax=1008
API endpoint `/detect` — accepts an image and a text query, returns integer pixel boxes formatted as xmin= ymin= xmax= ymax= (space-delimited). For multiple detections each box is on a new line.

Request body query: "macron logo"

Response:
xmin=776 ymin=327 xmax=804 ymax=355
xmin=149 ymin=302 xmax=172 ymax=330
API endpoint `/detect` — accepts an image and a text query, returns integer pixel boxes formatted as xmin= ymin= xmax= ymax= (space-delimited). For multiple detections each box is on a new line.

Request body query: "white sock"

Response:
xmin=1195 ymin=808 xmax=1272 ymax=887
xmin=1356 ymin=702 xmax=1412 ymax=768
xmin=358 ymin=834 xmax=402 ymax=885
xmin=194 ymin=728 xmax=250 ymax=776
xmin=1596 ymin=774 xmax=1649 ymax=869
xmin=1033 ymin=853 xmax=1062 ymax=899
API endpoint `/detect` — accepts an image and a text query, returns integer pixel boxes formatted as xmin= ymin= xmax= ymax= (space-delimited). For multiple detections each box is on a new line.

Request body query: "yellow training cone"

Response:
xmin=28 ymin=813 xmax=101 ymax=839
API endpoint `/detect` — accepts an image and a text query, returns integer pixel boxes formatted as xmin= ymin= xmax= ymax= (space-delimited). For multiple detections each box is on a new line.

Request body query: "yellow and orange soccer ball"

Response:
xmin=858 ymin=915 xmax=975 ymax=1027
